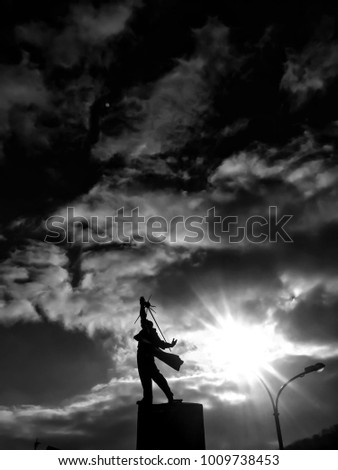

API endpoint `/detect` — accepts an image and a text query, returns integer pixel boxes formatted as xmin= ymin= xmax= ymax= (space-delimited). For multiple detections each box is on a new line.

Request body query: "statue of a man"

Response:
xmin=134 ymin=297 xmax=183 ymax=405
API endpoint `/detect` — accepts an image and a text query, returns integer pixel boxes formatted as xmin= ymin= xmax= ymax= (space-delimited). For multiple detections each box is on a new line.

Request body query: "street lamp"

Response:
xmin=259 ymin=362 xmax=326 ymax=450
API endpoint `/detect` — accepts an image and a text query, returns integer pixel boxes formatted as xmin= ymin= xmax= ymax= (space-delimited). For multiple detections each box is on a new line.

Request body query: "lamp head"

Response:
xmin=304 ymin=362 xmax=326 ymax=374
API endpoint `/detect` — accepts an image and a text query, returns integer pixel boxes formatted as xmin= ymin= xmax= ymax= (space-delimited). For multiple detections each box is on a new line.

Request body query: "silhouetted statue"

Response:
xmin=134 ymin=296 xmax=183 ymax=405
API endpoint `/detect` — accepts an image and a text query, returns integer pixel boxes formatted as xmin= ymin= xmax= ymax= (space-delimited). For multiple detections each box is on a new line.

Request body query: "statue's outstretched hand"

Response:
xmin=171 ymin=338 xmax=177 ymax=347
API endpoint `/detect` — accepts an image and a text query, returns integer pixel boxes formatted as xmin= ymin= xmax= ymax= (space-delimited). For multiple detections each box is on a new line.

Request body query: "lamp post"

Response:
xmin=259 ymin=362 xmax=325 ymax=450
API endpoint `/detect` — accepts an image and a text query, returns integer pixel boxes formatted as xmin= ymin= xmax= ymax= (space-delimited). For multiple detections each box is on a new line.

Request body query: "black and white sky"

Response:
xmin=1 ymin=0 xmax=338 ymax=449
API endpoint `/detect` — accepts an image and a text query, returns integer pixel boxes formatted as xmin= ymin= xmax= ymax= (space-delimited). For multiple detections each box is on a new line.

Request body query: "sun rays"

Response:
xmin=182 ymin=289 xmax=288 ymax=386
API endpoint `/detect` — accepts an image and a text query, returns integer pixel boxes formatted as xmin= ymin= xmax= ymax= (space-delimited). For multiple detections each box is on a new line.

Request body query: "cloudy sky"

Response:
xmin=1 ymin=0 xmax=338 ymax=450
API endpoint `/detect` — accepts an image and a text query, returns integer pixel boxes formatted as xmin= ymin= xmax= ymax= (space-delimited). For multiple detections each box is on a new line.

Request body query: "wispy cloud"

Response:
xmin=281 ymin=41 xmax=338 ymax=108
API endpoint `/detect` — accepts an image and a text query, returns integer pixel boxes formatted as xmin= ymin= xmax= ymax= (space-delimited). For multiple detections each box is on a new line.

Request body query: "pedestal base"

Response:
xmin=136 ymin=402 xmax=205 ymax=450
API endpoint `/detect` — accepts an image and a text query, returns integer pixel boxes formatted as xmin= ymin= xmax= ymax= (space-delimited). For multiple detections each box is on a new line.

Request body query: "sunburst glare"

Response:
xmin=185 ymin=290 xmax=287 ymax=384
xmin=203 ymin=316 xmax=277 ymax=378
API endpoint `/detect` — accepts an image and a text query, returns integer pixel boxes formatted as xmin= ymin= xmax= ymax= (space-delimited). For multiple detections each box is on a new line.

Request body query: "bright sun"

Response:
xmin=207 ymin=317 xmax=275 ymax=376
xmin=196 ymin=313 xmax=281 ymax=383
xmin=180 ymin=291 xmax=287 ymax=385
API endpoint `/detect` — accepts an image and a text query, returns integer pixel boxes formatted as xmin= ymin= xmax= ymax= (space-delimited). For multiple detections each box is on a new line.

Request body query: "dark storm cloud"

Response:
xmin=151 ymin=246 xmax=283 ymax=322
xmin=91 ymin=17 xmax=244 ymax=164
xmin=0 ymin=61 xmax=48 ymax=135
xmin=0 ymin=321 xmax=111 ymax=406
xmin=0 ymin=0 xmax=140 ymax=225
xmin=276 ymin=284 xmax=338 ymax=344
xmin=16 ymin=1 xmax=138 ymax=68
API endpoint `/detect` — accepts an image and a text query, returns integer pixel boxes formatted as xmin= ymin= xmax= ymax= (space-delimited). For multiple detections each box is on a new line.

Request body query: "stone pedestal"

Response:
xmin=136 ymin=402 xmax=205 ymax=450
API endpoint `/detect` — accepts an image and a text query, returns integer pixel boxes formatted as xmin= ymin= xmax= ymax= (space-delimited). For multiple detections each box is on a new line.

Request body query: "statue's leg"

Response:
xmin=137 ymin=353 xmax=153 ymax=404
xmin=151 ymin=363 xmax=173 ymax=401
